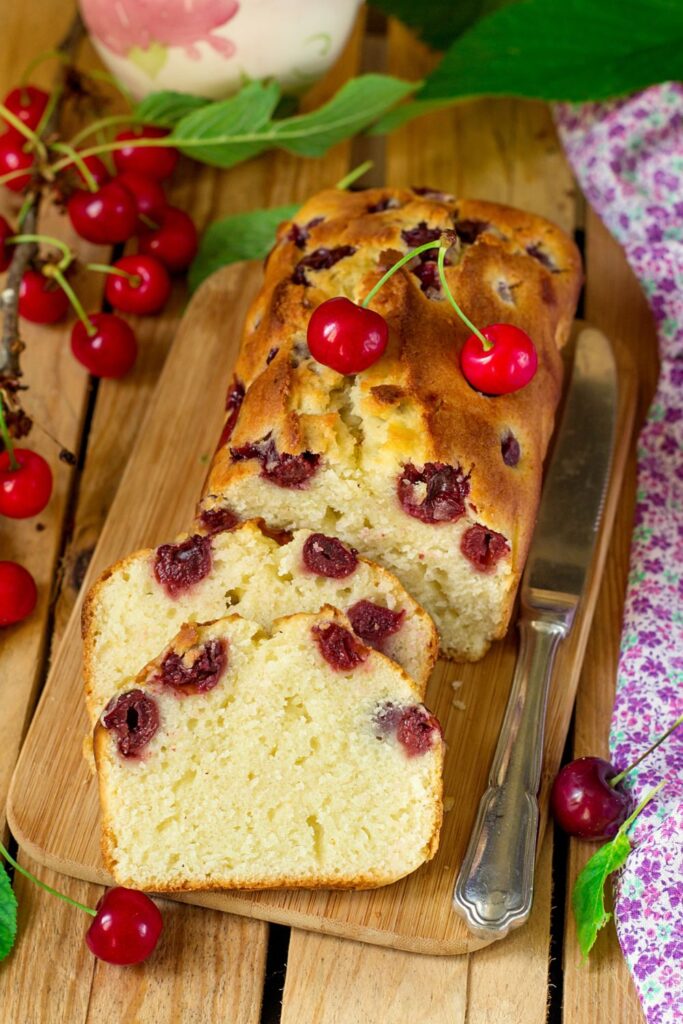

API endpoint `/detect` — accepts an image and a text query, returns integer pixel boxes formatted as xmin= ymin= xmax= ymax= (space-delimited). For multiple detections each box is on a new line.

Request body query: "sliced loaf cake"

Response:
xmin=83 ymin=520 xmax=438 ymax=723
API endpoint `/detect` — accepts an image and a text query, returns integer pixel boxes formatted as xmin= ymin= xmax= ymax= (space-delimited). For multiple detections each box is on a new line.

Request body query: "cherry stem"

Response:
xmin=50 ymin=141 xmax=98 ymax=192
xmin=19 ymin=48 xmax=69 ymax=86
xmin=87 ymin=262 xmax=141 ymax=288
xmin=0 ymin=167 xmax=37 ymax=188
xmin=47 ymin=266 xmax=96 ymax=337
xmin=436 ymin=245 xmax=490 ymax=348
xmin=361 ymin=239 xmax=490 ymax=347
xmin=51 ymin=130 xmax=176 ymax=174
xmin=0 ymin=103 xmax=46 ymax=158
xmin=139 ymin=213 xmax=158 ymax=230
xmin=362 ymin=240 xmax=439 ymax=307
xmin=35 ymin=85 xmax=63 ymax=140
xmin=610 ymin=713 xmax=683 ymax=788
xmin=16 ymin=194 xmax=35 ymax=231
xmin=8 ymin=233 xmax=73 ymax=271
xmin=617 ymin=779 xmax=666 ymax=836
xmin=0 ymin=393 xmax=19 ymax=470
xmin=0 ymin=840 xmax=97 ymax=917
xmin=68 ymin=113 xmax=134 ymax=149
xmin=335 ymin=160 xmax=373 ymax=191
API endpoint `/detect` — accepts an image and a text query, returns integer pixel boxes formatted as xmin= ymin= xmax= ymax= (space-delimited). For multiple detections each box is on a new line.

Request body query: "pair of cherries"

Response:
xmin=305 ymin=237 xmax=537 ymax=396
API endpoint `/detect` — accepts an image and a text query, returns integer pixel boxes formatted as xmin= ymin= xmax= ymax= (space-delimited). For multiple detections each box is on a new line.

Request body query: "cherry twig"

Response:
xmin=0 ymin=12 xmax=85 ymax=387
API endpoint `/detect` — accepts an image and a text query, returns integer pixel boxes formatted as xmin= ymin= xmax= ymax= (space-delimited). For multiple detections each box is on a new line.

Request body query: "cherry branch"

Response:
xmin=0 ymin=13 xmax=85 ymax=388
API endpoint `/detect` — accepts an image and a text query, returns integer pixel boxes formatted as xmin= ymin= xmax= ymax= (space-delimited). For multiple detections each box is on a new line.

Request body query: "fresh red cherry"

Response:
xmin=112 ymin=171 xmax=165 ymax=219
xmin=85 ymin=887 xmax=163 ymax=965
xmin=2 ymin=85 xmax=49 ymax=133
xmin=551 ymin=756 xmax=632 ymax=841
xmin=461 ymin=324 xmax=538 ymax=396
xmin=307 ymin=297 xmax=388 ymax=374
xmin=0 ymin=560 xmax=37 ymax=626
xmin=104 ymin=254 xmax=171 ymax=315
xmin=137 ymin=206 xmax=198 ymax=273
xmin=19 ymin=270 xmax=68 ymax=324
xmin=112 ymin=126 xmax=178 ymax=181
xmin=0 ymin=215 xmax=13 ymax=271
xmin=71 ymin=313 xmax=137 ymax=378
xmin=0 ymin=132 xmax=34 ymax=191
xmin=0 ymin=448 xmax=52 ymax=518
xmin=67 ymin=181 xmax=137 ymax=244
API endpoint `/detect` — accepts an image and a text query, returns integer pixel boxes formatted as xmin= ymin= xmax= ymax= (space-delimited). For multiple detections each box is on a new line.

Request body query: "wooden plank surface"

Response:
xmin=7 ymin=12 xmax=636 ymax=956
xmin=562 ymin=212 xmax=655 ymax=1024
xmin=0 ymin=8 xmax=654 ymax=1023
xmin=278 ymin=18 xmax=579 ymax=1021
xmin=0 ymin=9 xmax=364 ymax=1023
xmin=7 ymin=277 xmax=634 ymax=955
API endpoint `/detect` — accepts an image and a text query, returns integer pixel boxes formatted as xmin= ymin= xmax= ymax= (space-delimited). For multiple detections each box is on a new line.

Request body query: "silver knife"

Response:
xmin=452 ymin=324 xmax=618 ymax=938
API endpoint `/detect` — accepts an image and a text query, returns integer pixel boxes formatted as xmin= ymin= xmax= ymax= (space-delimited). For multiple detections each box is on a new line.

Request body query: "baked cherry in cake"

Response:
xmin=460 ymin=524 xmax=510 ymax=571
xmin=313 ymin=622 xmax=368 ymax=671
xmin=153 ymin=534 xmax=212 ymax=597
xmin=397 ymin=462 xmax=470 ymax=524
xmin=231 ymin=436 xmax=320 ymax=488
xmin=292 ymin=245 xmax=356 ymax=285
xmin=374 ymin=701 xmax=442 ymax=757
xmin=197 ymin=507 xmax=239 ymax=536
xmin=302 ymin=533 xmax=358 ymax=578
xmin=216 ymin=378 xmax=245 ymax=449
xmin=102 ymin=690 xmax=160 ymax=758
xmin=156 ymin=638 xmax=227 ymax=695
xmin=347 ymin=600 xmax=405 ymax=648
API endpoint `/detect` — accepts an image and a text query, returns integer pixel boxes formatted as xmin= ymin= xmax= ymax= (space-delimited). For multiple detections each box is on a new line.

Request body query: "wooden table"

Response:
xmin=0 ymin=6 xmax=655 ymax=1022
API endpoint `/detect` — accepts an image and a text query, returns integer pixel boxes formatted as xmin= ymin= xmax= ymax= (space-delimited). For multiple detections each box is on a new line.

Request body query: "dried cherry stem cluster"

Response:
xmin=0 ymin=13 xmax=84 ymax=408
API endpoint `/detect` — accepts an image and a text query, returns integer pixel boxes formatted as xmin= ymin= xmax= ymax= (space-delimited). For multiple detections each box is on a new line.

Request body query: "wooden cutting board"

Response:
xmin=8 ymin=262 xmax=636 ymax=955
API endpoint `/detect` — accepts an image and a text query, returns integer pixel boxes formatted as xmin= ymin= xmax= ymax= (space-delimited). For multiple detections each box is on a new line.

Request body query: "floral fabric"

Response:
xmin=555 ymin=83 xmax=683 ymax=1024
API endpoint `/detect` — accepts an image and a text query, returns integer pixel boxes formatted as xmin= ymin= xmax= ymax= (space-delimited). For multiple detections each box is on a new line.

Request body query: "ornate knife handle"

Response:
xmin=452 ymin=614 xmax=568 ymax=937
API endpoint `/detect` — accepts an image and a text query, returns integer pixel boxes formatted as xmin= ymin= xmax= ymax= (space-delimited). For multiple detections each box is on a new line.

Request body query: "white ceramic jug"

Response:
xmin=79 ymin=0 xmax=364 ymax=100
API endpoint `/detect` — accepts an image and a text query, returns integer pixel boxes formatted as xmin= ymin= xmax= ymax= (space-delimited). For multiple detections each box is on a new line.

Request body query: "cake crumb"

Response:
xmin=451 ymin=679 xmax=464 ymax=691
xmin=444 ymin=796 xmax=455 ymax=813
xmin=452 ymin=699 xmax=466 ymax=711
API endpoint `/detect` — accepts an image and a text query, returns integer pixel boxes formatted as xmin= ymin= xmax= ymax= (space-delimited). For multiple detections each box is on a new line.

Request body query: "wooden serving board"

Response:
xmin=8 ymin=262 xmax=636 ymax=955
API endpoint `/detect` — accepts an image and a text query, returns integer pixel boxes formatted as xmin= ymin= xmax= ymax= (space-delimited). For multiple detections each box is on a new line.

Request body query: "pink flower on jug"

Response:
xmin=82 ymin=0 xmax=239 ymax=60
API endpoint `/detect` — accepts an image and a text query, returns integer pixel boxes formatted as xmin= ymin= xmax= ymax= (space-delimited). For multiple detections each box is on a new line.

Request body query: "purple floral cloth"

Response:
xmin=555 ymin=84 xmax=683 ymax=1024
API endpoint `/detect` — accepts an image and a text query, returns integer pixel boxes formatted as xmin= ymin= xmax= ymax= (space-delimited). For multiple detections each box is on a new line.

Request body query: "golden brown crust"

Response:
xmin=199 ymin=188 xmax=582 ymax=656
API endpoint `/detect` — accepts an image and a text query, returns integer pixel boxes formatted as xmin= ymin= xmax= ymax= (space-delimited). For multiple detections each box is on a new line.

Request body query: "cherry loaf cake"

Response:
xmin=83 ymin=519 xmax=438 ymax=724
xmin=199 ymin=187 xmax=582 ymax=660
xmin=94 ymin=608 xmax=444 ymax=891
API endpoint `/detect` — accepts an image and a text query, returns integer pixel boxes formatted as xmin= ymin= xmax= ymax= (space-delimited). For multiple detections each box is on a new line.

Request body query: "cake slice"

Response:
xmin=94 ymin=608 xmax=444 ymax=891
xmin=83 ymin=519 xmax=438 ymax=723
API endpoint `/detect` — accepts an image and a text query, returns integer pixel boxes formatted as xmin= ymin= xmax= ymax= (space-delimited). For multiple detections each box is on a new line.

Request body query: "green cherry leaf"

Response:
xmin=134 ymin=91 xmax=212 ymax=127
xmin=170 ymin=80 xmax=281 ymax=166
xmin=572 ymin=831 xmax=631 ymax=960
xmin=166 ymin=74 xmax=415 ymax=169
xmin=418 ymin=0 xmax=683 ymax=104
xmin=571 ymin=780 xmax=666 ymax=960
xmin=0 ymin=863 xmax=18 ymax=962
xmin=370 ymin=0 xmax=513 ymax=50
xmin=188 ymin=203 xmax=299 ymax=293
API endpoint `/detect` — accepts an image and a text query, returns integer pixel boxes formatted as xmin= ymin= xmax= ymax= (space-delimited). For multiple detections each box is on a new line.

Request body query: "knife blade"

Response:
xmin=452 ymin=324 xmax=618 ymax=938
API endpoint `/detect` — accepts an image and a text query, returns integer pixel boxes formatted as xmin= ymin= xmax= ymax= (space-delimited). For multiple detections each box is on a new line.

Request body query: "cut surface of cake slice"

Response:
xmin=83 ymin=520 xmax=438 ymax=724
xmin=94 ymin=608 xmax=444 ymax=891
